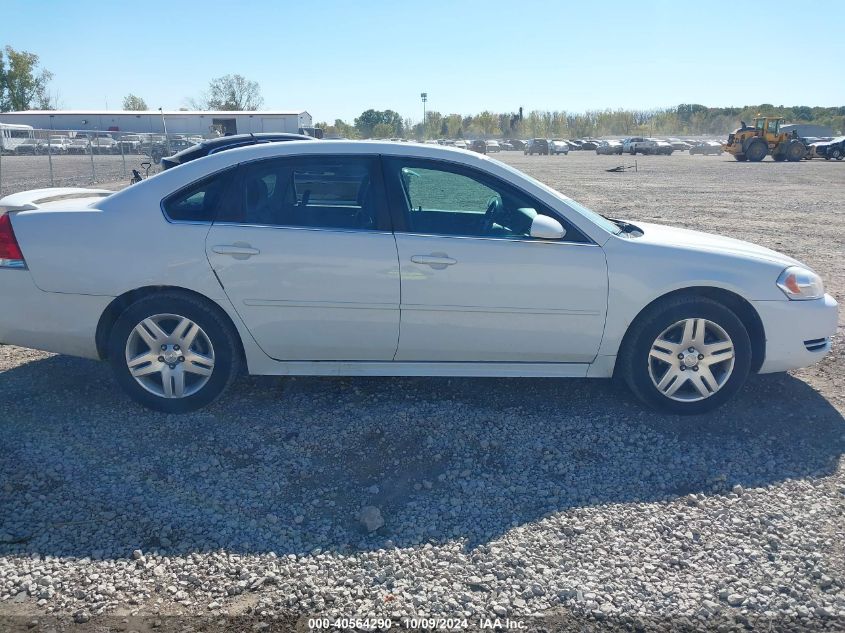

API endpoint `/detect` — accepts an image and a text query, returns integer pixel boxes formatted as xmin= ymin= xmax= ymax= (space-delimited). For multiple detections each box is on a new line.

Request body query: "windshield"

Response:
xmin=493 ymin=160 xmax=622 ymax=235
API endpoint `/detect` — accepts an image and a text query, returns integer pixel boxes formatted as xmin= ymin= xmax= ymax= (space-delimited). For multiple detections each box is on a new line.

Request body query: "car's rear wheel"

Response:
xmin=831 ymin=148 xmax=842 ymax=160
xmin=618 ymin=296 xmax=752 ymax=414
xmin=108 ymin=293 xmax=241 ymax=413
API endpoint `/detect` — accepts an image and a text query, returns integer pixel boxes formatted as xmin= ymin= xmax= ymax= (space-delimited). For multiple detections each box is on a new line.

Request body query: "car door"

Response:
xmin=382 ymin=157 xmax=608 ymax=363
xmin=204 ymin=154 xmax=400 ymax=361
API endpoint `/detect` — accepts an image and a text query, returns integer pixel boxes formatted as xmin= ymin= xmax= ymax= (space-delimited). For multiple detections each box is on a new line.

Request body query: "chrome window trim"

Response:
xmin=210 ymin=221 xmax=393 ymax=236
xmin=392 ymin=230 xmax=601 ymax=246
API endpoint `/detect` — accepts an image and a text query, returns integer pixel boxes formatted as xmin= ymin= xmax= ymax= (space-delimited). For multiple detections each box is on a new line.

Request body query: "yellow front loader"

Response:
xmin=722 ymin=116 xmax=806 ymax=162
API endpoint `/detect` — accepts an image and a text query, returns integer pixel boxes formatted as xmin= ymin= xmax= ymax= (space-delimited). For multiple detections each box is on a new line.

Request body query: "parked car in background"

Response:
xmin=67 ymin=137 xmax=91 ymax=154
xmin=0 ymin=141 xmax=836 ymax=415
xmin=651 ymin=140 xmax=674 ymax=155
xmin=499 ymin=141 xmax=514 ymax=151
xmin=508 ymin=139 xmax=525 ymax=151
xmin=579 ymin=140 xmax=599 ymax=151
xmin=567 ymin=140 xmax=584 ymax=150
xmin=550 ymin=140 xmax=570 ymax=155
xmin=14 ymin=138 xmax=43 ymax=155
xmin=468 ymin=139 xmax=487 ymax=154
xmin=118 ymin=134 xmax=143 ymax=154
xmin=486 ymin=140 xmax=501 ymax=153
xmin=524 ymin=138 xmax=550 ymax=155
xmin=595 ymin=140 xmax=623 ymax=155
xmin=91 ymin=135 xmax=118 ymax=154
xmin=623 ymin=137 xmax=658 ymax=155
xmin=689 ymin=141 xmax=723 ymax=156
xmin=807 ymin=136 xmax=844 ymax=160
xmin=44 ymin=136 xmax=71 ymax=154
xmin=160 ymin=133 xmax=313 ymax=170
xmin=453 ymin=140 xmax=467 ymax=150
xmin=669 ymin=139 xmax=692 ymax=151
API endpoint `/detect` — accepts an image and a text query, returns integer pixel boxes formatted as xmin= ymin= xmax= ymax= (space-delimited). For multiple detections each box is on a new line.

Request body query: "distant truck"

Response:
xmin=622 ymin=137 xmax=658 ymax=155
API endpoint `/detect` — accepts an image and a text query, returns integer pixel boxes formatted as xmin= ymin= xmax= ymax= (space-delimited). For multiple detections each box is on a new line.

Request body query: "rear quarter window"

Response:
xmin=162 ymin=170 xmax=234 ymax=223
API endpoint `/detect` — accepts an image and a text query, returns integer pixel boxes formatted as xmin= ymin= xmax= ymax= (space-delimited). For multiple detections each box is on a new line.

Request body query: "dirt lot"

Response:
xmin=0 ymin=154 xmax=155 ymax=197
xmin=1 ymin=150 xmax=843 ymax=632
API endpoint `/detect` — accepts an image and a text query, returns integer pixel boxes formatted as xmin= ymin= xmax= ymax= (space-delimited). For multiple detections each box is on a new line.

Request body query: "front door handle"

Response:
xmin=212 ymin=244 xmax=260 ymax=259
xmin=411 ymin=254 xmax=457 ymax=269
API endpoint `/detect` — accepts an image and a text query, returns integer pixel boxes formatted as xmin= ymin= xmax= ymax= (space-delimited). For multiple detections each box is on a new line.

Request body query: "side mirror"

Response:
xmin=530 ymin=214 xmax=566 ymax=240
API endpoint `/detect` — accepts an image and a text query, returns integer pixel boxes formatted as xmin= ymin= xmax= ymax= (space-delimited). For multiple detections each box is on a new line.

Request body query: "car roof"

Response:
xmin=161 ymin=132 xmax=314 ymax=169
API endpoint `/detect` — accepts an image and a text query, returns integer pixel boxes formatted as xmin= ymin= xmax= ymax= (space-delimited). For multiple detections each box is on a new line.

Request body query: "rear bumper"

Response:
xmin=0 ymin=269 xmax=111 ymax=359
xmin=755 ymin=294 xmax=839 ymax=373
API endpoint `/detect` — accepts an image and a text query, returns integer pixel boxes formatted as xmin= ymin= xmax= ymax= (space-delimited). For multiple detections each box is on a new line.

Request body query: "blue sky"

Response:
xmin=4 ymin=0 xmax=843 ymax=122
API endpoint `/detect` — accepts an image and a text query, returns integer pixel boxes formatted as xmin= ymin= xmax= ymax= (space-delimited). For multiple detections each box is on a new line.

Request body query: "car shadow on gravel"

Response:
xmin=1 ymin=353 xmax=843 ymax=559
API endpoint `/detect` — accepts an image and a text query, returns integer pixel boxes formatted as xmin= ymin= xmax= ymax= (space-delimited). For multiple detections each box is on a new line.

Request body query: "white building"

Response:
xmin=0 ymin=110 xmax=313 ymax=137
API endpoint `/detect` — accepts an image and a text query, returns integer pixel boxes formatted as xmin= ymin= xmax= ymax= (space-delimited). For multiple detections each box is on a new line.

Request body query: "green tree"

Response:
xmin=373 ymin=122 xmax=395 ymax=138
xmin=190 ymin=74 xmax=263 ymax=110
xmin=122 ymin=94 xmax=148 ymax=110
xmin=354 ymin=109 xmax=402 ymax=137
xmin=424 ymin=111 xmax=443 ymax=139
xmin=0 ymin=45 xmax=53 ymax=111
xmin=445 ymin=113 xmax=463 ymax=138
xmin=474 ymin=111 xmax=498 ymax=137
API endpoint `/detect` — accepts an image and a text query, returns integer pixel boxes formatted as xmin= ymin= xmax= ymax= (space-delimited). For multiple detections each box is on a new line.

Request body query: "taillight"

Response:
xmin=0 ymin=213 xmax=26 ymax=269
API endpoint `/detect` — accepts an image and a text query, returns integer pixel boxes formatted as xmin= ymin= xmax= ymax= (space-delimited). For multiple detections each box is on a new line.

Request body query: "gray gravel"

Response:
xmin=1 ymin=151 xmax=844 ymax=629
xmin=0 ymin=153 xmax=156 ymax=197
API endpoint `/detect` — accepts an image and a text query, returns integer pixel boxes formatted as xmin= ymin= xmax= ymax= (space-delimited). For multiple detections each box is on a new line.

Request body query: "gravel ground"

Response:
xmin=1 ymin=150 xmax=843 ymax=632
xmin=0 ymin=153 xmax=158 ymax=197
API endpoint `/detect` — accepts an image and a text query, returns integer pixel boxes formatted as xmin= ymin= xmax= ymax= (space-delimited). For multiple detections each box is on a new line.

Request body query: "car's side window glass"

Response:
xmin=404 ymin=168 xmax=500 ymax=215
xmin=387 ymin=159 xmax=585 ymax=241
xmin=162 ymin=170 xmax=233 ymax=223
xmin=218 ymin=156 xmax=381 ymax=231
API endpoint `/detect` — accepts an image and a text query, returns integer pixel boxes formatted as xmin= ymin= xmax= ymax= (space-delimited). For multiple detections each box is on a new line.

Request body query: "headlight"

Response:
xmin=776 ymin=266 xmax=824 ymax=300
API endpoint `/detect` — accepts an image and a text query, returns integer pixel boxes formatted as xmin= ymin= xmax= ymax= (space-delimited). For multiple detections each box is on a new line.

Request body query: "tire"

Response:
xmin=734 ymin=153 xmax=747 ymax=161
xmin=108 ymin=292 xmax=241 ymax=413
xmin=745 ymin=140 xmax=767 ymax=162
xmin=831 ymin=148 xmax=842 ymax=160
xmin=618 ymin=295 xmax=752 ymax=414
xmin=785 ymin=140 xmax=806 ymax=162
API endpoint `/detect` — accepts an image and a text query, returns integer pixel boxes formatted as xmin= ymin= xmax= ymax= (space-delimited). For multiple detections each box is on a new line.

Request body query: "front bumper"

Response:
xmin=754 ymin=293 xmax=839 ymax=373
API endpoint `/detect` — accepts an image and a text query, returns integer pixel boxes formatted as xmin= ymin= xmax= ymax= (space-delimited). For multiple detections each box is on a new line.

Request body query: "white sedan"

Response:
xmin=0 ymin=142 xmax=837 ymax=414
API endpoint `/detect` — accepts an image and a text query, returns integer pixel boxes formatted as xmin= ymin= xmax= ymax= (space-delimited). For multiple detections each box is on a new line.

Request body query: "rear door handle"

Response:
xmin=411 ymin=254 xmax=457 ymax=269
xmin=212 ymin=244 xmax=260 ymax=259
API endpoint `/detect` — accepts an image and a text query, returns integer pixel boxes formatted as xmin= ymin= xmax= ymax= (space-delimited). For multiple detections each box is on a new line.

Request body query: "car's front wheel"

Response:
xmin=618 ymin=296 xmax=751 ymax=414
xmin=108 ymin=293 xmax=241 ymax=413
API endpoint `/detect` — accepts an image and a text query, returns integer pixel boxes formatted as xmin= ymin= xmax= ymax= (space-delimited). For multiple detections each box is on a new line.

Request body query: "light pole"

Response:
xmin=420 ymin=92 xmax=427 ymax=140
xmin=159 ymin=107 xmax=171 ymax=156
xmin=47 ymin=114 xmax=55 ymax=186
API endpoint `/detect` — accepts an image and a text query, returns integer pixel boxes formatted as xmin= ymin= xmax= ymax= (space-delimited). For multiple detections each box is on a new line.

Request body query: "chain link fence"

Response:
xmin=0 ymin=127 xmax=209 ymax=197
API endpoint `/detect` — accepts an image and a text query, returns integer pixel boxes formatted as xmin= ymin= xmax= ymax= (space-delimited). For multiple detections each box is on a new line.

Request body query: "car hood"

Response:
xmin=635 ymin=221 xmax=802 ymax=268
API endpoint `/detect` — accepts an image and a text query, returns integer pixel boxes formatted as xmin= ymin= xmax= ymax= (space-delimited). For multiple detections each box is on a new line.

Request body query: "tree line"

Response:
xmin=3 ymin=45 xmax=843 ymax=138
xmin=319 ymin=104 xmax=845 ymax=140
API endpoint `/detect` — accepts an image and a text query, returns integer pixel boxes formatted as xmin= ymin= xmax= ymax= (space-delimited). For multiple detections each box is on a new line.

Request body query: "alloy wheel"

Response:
xmin=647 ymin=318 xmax=735 ymax=402
xmin=124 ymin=313 xmax=215 ymax=399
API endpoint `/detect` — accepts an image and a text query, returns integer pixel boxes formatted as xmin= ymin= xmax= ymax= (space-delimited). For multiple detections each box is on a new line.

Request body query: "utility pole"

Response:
xmin=420 ymin=93 xmax=428 ymax=140
xmin=159 ymin=107 xmax=171 ymax=156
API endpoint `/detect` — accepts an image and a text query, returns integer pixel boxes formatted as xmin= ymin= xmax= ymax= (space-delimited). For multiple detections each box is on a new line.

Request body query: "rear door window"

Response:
xmin=216 ymin=155 xmax=388 ymax=231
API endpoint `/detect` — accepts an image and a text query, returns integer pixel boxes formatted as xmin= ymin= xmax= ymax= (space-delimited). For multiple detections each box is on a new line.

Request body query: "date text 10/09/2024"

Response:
xmin=308 ymin=617 xmax=528 ymax=630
